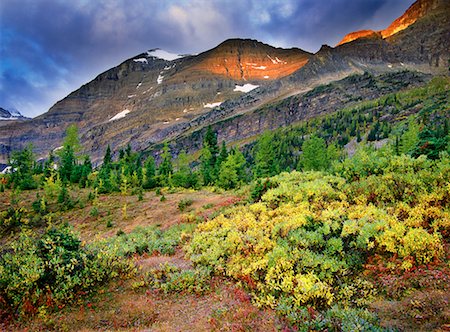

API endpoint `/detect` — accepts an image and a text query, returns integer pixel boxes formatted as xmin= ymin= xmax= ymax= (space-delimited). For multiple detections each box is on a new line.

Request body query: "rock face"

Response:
xmin=184 ymin=39 xmax=310 ymax=81
xmin=164 ymin=71 xmax=431 ymax=159
xmin=0 ymin=0 xmax=448 ymax=165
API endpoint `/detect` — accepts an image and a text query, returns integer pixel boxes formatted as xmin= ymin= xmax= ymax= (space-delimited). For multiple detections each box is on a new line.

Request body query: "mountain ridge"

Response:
xmin=337 ymin=0 xmax=448 ymax=45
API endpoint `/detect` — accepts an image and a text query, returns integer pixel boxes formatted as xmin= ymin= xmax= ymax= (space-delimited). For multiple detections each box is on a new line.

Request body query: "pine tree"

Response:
xmin=399 ymin=119 xmax=420 ymax=155
xmin=200 ymin=145 xmax=214 ymax=185
xmin=204 ymin=126 xmax=219 ymax=161
xmin=9 ymin=144 xmax=37 ymax=190
xmin=254 ymin=131 xmax=278 ymax=179
xmin=217 ymin=141 xmax=228 ymax=166
xmin=200 ymin=126 xmax=219 ymax=184
xmin=58 ymin=125 xmax=81 ymax=183
xmin=172 ymin=150 xmax=196 ymax=188
xmin=79 ymin=155 xmax=92 ymax=188
xmin=143 ymin=156 xmax=156 ymax=189
xmin=217 ymin=148 xmax=246 ymax=189
xmin=103 ymin=145 xmax=112 ymax=167
xmin=299 ymin=136 xmax=329 ymax=171
xmin=158 ymin=143 xmax=173 ymax=185
xmin=59 ymin=145 xmax=75 ymax=183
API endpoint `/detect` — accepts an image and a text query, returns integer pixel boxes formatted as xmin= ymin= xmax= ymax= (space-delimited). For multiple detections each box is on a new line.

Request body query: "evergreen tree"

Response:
xmin=59 ymin=145 xmax=75 ymax=183
xmin=200 ymin=126 xmax=219 ymax=184
xmin=97 ymin=145 xmax=114 ymax=193
xmin=79 ymin=155 xmax=92 ymax=188
xmin=172 ymin=150 xmax=197 ymax=188
xmin=44 ymin=151 xmax=56 ymax=178
xmin=299 ymin=136 xmax=329 ymax=171
xmin=254 ymin=131 xmax=278 ymax=179
xmin=158 ymin=143 xmax=173 ymax=185
xmin=200 ymin=145 xmax=214 ymax=185
xmin=9 ymin=144 xmax=37 ymax=190
xmin=103 ymin=145 xmax=112 ymax=167
xmin=143 ymin=156 xmax=157 ymax=189
xmin=399 ymin=119 xmax=420 ymax=155
xmin=217 ymin=148 xmax=246 ymax=189
xmin=217 ymin=141 xmax=228 ymax=166
xmin=204 ymin=126 xmax=219 ymax=160
xmin=58 ymin=125 xmax=80 ymax=183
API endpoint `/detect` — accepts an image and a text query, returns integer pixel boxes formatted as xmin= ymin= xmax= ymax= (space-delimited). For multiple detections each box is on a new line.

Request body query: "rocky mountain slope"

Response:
xmin=0 ymin=0 xmax=448 ymax=165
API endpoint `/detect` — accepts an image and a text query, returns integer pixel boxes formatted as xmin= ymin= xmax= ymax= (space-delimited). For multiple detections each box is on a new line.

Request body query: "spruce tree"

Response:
xmin=58 ymin=125 xmax=80 ymax=183
xmin=158 ymin=143 xmax=173 ymax=185
xmin=143 ymin=156 xmax=156 ymax=189
xmin=299 ymin=136 xmax=329 ymax=171
xmin=103 ymin=145 xmax=112 ymax=167
xmin=200 ymin=126 xmax=219 ymax=185
xmin=9 ymin=144 xmax=37 ymax=190
xmin=217 ymin=148 xmax=246 ymax=189
xmin=254 ymin=131 xmax=278 ymax=179
xmin=172 ymin=150 xmax=195 ymax=188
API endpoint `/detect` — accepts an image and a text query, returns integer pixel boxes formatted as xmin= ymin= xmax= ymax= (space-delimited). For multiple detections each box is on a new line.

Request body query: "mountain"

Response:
xmin=337 ymin=0 xmax=447 ymax=45
xmin=0 ymin=0 xmax=448 ymax=165
xmin=0 ymin=107 xmax=29 ymax=121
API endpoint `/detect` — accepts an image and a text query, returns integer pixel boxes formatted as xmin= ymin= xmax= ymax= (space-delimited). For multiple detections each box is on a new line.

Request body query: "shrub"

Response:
xmin=187 ymin=155 xmax=447 ymax=317
xmin=178 ymin=198 xmax=194 ymax=212
xmin=146 ymin=263 xmax=212 ymax=295
xmin=0 ymin=226 xmax=135 ymax=317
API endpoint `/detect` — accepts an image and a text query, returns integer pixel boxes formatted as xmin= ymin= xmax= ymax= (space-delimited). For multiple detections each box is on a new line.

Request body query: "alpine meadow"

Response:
xmin=0 ymin=0 xmax=449 ymax=330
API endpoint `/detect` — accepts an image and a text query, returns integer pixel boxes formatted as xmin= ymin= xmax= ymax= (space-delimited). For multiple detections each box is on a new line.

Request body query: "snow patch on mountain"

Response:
xmin=109 ymin=109 xmax=130 ymax=121
xmin=267 ymin=55 xmax=287 ymax=64
xmin=147 ymin=49 xmax=184 ymax=61
xmin=234 ymin=84 xmax=259 ymax=93
xmin=157 ymin=74 xmax=164 ymax=84
xmin=204 ymin=102 xmax=222 ymax=108
xmin=133 ymin=58 xmax=148 ymax=64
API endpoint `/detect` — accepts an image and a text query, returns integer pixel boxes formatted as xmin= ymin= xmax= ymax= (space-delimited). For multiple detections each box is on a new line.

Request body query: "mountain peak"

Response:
xmin=336 ymin=30 xmax=381 ymax=46
xmin=337 ymin=0 xmax=447 ymax=46
xmin=184 ymin=38 xmax=312 ymax=81
xmin=0 ymin=107 xmax=29 ymax=121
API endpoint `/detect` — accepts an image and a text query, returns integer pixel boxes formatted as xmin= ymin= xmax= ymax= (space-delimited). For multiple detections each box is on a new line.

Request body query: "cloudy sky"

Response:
xmin=0 ymin=0 xmax=414 ymax=117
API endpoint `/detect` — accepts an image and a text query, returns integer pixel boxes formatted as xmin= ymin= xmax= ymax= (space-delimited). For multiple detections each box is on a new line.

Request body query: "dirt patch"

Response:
xmin=63 ymin=189 xmax=239 ymax=242
xmin=10 ymin=275 xmax=280 ymax=331
xmin=137 ymin=249 xmax=193 ymax=272
xmin=372 ymin=290 xmax=450 ymax=332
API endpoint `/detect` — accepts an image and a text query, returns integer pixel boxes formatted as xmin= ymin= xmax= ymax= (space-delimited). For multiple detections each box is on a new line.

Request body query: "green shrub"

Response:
xmin=178 ymin=198 xmax=194 ymax=212
xmin=0 ymin=226 xmax=135 ymax=317
xmin=146 ymin=263 xmax=212 ymax=295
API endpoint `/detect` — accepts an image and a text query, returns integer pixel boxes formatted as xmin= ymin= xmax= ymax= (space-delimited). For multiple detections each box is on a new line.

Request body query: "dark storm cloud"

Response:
xmin=0 ymin=0 xmax=414 ymax=117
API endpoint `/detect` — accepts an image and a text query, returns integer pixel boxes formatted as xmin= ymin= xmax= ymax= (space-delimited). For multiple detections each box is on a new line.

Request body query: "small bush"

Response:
xmin=146 ymin=263 xmax=212 ymax=295
xmin=90 ymin=206 xmax=99 ymax=217
xmin=0 ymin=226 xmax=135 ymax=317
xmin=178 ymin=198 xmax=194 ymax=212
